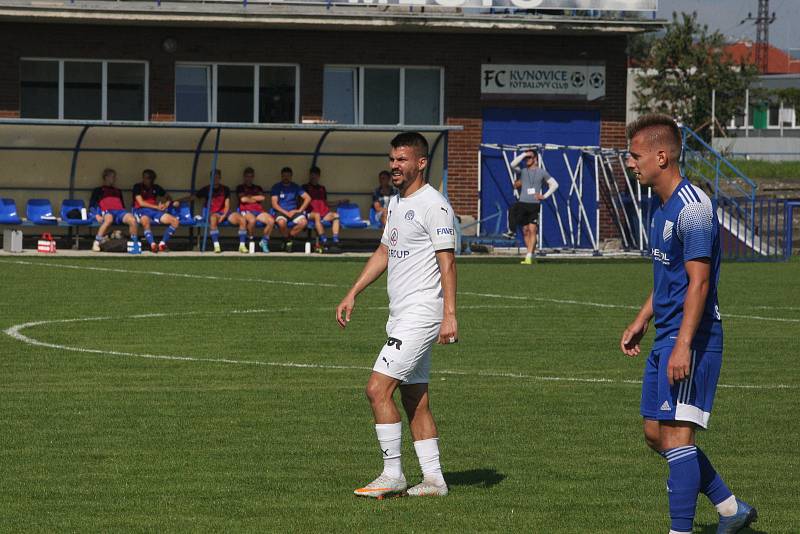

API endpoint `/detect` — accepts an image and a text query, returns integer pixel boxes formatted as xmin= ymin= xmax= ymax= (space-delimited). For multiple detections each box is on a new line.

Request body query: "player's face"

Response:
xmin=526 ymin=155 xmax=538 ymax=167
xmin=213 ymin=171 xmax=221 ymax=186
xmin=310 ymin=172 xmax=320 ymax=184
xmin=281 ymin=171 xmax=293 ymax=184
xmin=388 ymin=146 xmax=426 ymax=192
xmin=104 ymin=173 xmax=116 ymax=186
xmin=142 ymin=174 xmax=153 ymax=186
xmin=243 ymin=172 xmax=254 ymax=184
xmin=626 ymin=135 xmax=660 ymax=187
xmin=379 ymin=173 xmax=390 ymax=188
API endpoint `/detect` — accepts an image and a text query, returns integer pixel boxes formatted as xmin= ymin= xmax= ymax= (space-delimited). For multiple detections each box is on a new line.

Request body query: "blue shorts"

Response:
xmin=100 ymin=209 xmax=129 ymax=225
xmin=640 ymin=347 xmax=721 ymax=429
xmin=134 ymin=208 xmax=167 ymax=224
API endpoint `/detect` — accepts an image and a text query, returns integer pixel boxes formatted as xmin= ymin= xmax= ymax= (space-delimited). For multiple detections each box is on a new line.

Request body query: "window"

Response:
xmin=323 ymin=68 xmax=357 ymax=124
xmin=20 ymin=60 xmax=59 ymax=119
xmin=175 ymin=65 xmax=210 ymax=122
xmin=323 ymin=66 xmax=443 ymax=125
xmin=19 ymin=58 xmax=148 ymax=121
xmin=107 ymin=62 xmax=146 ymax=121
xmin=175 ymin=63 xmax=299 ymax=123
xmin=64 ymin=61 xmax=101 ymax=119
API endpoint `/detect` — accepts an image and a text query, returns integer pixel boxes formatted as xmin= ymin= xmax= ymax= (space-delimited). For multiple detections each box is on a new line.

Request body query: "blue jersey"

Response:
xmin=271 ymin=182 xmax=304 ymax=212
xmin=649 ymin=179 xmax=722 ymax=352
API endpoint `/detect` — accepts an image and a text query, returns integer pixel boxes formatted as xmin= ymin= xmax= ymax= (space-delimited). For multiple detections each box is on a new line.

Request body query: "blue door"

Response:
xmin=480 ymin=108 xmax=601 ymax=249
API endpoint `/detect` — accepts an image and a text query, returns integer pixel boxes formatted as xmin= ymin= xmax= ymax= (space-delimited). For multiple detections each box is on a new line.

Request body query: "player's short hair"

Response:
xmin=390 ymin=132 xmax=429 ymax=159
xmin=213 ymin=168 xmax=221 ymax=176
xmin=309 ymin=165 xmax=321 ymax=175
xmin=378 ymin=170 xmax=391 ymax=178
xmin=102 ymin=168 xmax=116 ymax=179
xmin=243 ymin=166 xmax=255 ymax=175
xmin=142 ymin=169 xmax=157 ymax=181
xmin=281 ymin=166 xmax=293 ymax=175
xmin=626 ymin=113 xmax=682 ymax=156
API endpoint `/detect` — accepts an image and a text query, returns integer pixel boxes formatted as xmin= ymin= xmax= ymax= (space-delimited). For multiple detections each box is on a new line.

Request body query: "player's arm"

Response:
xmin=220 ymin=197 xmax=231 ymax=221
xmin=297 ymin=191 xmax=312 ymax=213
xmin=135 ymin=194 xmax=161 ymax=210
xmin=537 ymin=177 xmax=559 ymax=201
xmin=271 ymin=195 xmax=291 ymax=218
xmin=667 ymin=258 xmax=711 ymax=384
xmin=89 ymin=187 xmax=102 ymax=209
xmin=620 ymin=290 xmax=653 ymax=357
xmin=509 ymin=151 xmax=528 ymax=170
xmin=336 ymin=244 xmax=389 ymax=328
xmin=435 ymin=249 xmax=458 ymax=345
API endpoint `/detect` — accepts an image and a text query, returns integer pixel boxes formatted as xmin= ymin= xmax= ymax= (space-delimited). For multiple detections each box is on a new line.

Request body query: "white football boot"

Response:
xmin=406 ymin=478 xmax=448 ymax=497
xmin=353 ymin=473 xmax=407 ymax=499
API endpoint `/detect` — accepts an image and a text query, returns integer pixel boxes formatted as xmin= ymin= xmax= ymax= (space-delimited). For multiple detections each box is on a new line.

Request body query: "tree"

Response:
xmin=631 ymin=12 xmax=757 ymax=138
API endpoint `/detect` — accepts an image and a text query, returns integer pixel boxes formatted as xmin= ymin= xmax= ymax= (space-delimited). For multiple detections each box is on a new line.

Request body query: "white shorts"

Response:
xmin=372 ymin=318 xmax=440 ymax=385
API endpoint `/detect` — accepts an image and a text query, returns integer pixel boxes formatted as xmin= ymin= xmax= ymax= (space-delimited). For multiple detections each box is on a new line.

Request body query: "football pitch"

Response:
xmin=1 ymin=256 xmax=798 ymax=533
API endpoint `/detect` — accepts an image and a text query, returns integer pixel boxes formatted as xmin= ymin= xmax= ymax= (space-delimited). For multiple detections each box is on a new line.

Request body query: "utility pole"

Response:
xmin=742 ymin=0 xmax=777 ymax=73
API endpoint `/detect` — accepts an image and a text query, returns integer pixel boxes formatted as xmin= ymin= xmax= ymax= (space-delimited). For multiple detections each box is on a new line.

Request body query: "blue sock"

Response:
xmin=320 ymin=235 xmax=328 ymax=244
xmin=144 ymin=230 xmax=154 ymax=246
xmin=696 ymin=447 xmax=733 ymax=506
xmin=661 ymin=446 xmax=700 ymax=532
xmin=333 ymin=234 xmax=339 ymax=243
xmin=130 ymin=233 xmax=138 ymax=240
xmin=210 ymin=230 xmax=220 ymax=245
xmin=162 ymin=225 xmax=176 ymax=244
xmin=238 ymin=230 xmax=247 ymax=244
xmin=95 ymin=234 xmax=104 ymax=242
xmin=260 ymin=236 xmax=269 ymax=244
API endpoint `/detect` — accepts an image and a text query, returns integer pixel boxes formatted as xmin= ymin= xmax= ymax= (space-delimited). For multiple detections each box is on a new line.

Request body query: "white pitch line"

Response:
xmin=3 ymin=311 xmax=798 ymax=391
xmin=1 ymin=259 xmax=797 ymax=323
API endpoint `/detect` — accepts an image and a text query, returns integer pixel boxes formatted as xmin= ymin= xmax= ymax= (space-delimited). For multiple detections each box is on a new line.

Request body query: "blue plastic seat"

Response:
xmin=0 ymin=198 xmax=22 ymax=224
xmin=26 ymin=198 xmax=58 ymax=225
xmin=338 ymin=203 xmax=369 ymax=229
xmin=173 ymin=202 xmax=196 ymax=227
xmin=60 ymin=199 xmax=92 ymax=226
xmin=368 ymin=207 xmax=383 ymax=229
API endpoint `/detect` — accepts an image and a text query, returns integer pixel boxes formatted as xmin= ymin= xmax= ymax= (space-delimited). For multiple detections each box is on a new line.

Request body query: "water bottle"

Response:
xmin=304 ymin=241 xmax=311 ymax=254
xmin=249 ymin=241 xmax=255 ymax=254
xmin=80 ymin=207 xmax=87 ymax=220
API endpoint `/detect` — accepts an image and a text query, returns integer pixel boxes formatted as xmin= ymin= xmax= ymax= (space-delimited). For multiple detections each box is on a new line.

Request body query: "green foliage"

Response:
xmin=632 ymin=12 xmax=758 ymax=137
xmin=730 ymin=159 xmax=800 ymax=181
xmin=0 ymin=257 xmax=798 ymax=531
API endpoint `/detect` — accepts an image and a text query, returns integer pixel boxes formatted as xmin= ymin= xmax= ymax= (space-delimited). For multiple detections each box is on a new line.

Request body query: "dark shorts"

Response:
xmin=509 ymin=202 xmax=540 ymax=228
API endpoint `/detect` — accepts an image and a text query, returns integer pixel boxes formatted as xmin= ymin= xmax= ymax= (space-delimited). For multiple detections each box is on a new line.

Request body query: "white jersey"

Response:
xmin=381 ymin=184 xmax=456 ymax=321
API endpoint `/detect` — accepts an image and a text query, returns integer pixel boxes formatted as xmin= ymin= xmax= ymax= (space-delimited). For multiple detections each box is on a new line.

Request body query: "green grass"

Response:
xmin=729 ymin=159 xmax=800 ymax=182
xmin=0 ymin=256 xmax=798 ymax=532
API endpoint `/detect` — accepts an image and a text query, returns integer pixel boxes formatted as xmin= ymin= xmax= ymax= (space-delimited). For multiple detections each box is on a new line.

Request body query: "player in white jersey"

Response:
xmin=336 ymin=132 xmax=458 ymax=499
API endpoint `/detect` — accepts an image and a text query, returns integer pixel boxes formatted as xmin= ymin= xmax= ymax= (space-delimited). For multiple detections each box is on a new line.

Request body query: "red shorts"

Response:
xmin=309 ymin=199 xmax=329 ymax=217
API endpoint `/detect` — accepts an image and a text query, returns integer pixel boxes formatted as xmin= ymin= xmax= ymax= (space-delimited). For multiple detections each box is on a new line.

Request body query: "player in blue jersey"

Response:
xmin=620 ymin=114 xmax=756 ymax=534
xmin=270 ymin=167 xmax=311 ymax=252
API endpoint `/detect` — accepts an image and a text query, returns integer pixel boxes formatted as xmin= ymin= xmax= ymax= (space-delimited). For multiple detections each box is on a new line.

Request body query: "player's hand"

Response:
xmin=172 ymin=200 xmax=180 ymax=208
xmin=336 ymin=294 xmax=356 ymax=329
xmin=667 ymin=344 xmax=691 ymax=385
xmin=437 ymin=314 xmax=458 ymax=345
xmin=620 ymin=318 xmax=648 ymax=357
xmin=535 ymin=193 xmax=545 ymax=201
xmin=220 ymin=212 xmax=228 ymax=223
xmin=287 ymin=209 xmax=297 ymax=217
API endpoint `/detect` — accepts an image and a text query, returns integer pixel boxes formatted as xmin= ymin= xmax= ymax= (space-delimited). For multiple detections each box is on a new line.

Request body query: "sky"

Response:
xmin=656 ymin=0 xmax=800 ymax=52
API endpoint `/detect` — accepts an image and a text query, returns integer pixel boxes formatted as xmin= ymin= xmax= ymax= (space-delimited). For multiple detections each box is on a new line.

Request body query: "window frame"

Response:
xmin=20 ymin=57 xmax=149 ymax=121
xmin=324 ymin=64 xmax=444 ymax=126
xmin=175 ymin=61 xmax=301 ymax=124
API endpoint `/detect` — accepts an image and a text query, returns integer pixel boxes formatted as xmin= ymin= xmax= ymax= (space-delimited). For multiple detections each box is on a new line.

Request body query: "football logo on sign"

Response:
xmin=390 ymin=228 xmax=398 ymax=247
xmin=405 ymin=210 xmax=415 ymax=221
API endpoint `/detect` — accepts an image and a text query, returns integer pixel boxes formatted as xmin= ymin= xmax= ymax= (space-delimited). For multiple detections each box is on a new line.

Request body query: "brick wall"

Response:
xmin=0 ymin=21 xmax=631 ymax=234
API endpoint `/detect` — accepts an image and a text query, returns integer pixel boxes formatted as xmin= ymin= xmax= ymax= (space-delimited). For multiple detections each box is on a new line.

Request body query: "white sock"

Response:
xmin=716 ymin=495 xmax=738 ymax=516
xmin=669 ymin=530 xmax=691 ymax=534
xmin=375 ymin=423 xmax=402 ymax=479
xmin=413 ymin=438 xmax=445 ymax=486
xmin=526 ymin=252 xmax=533 ymax=259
